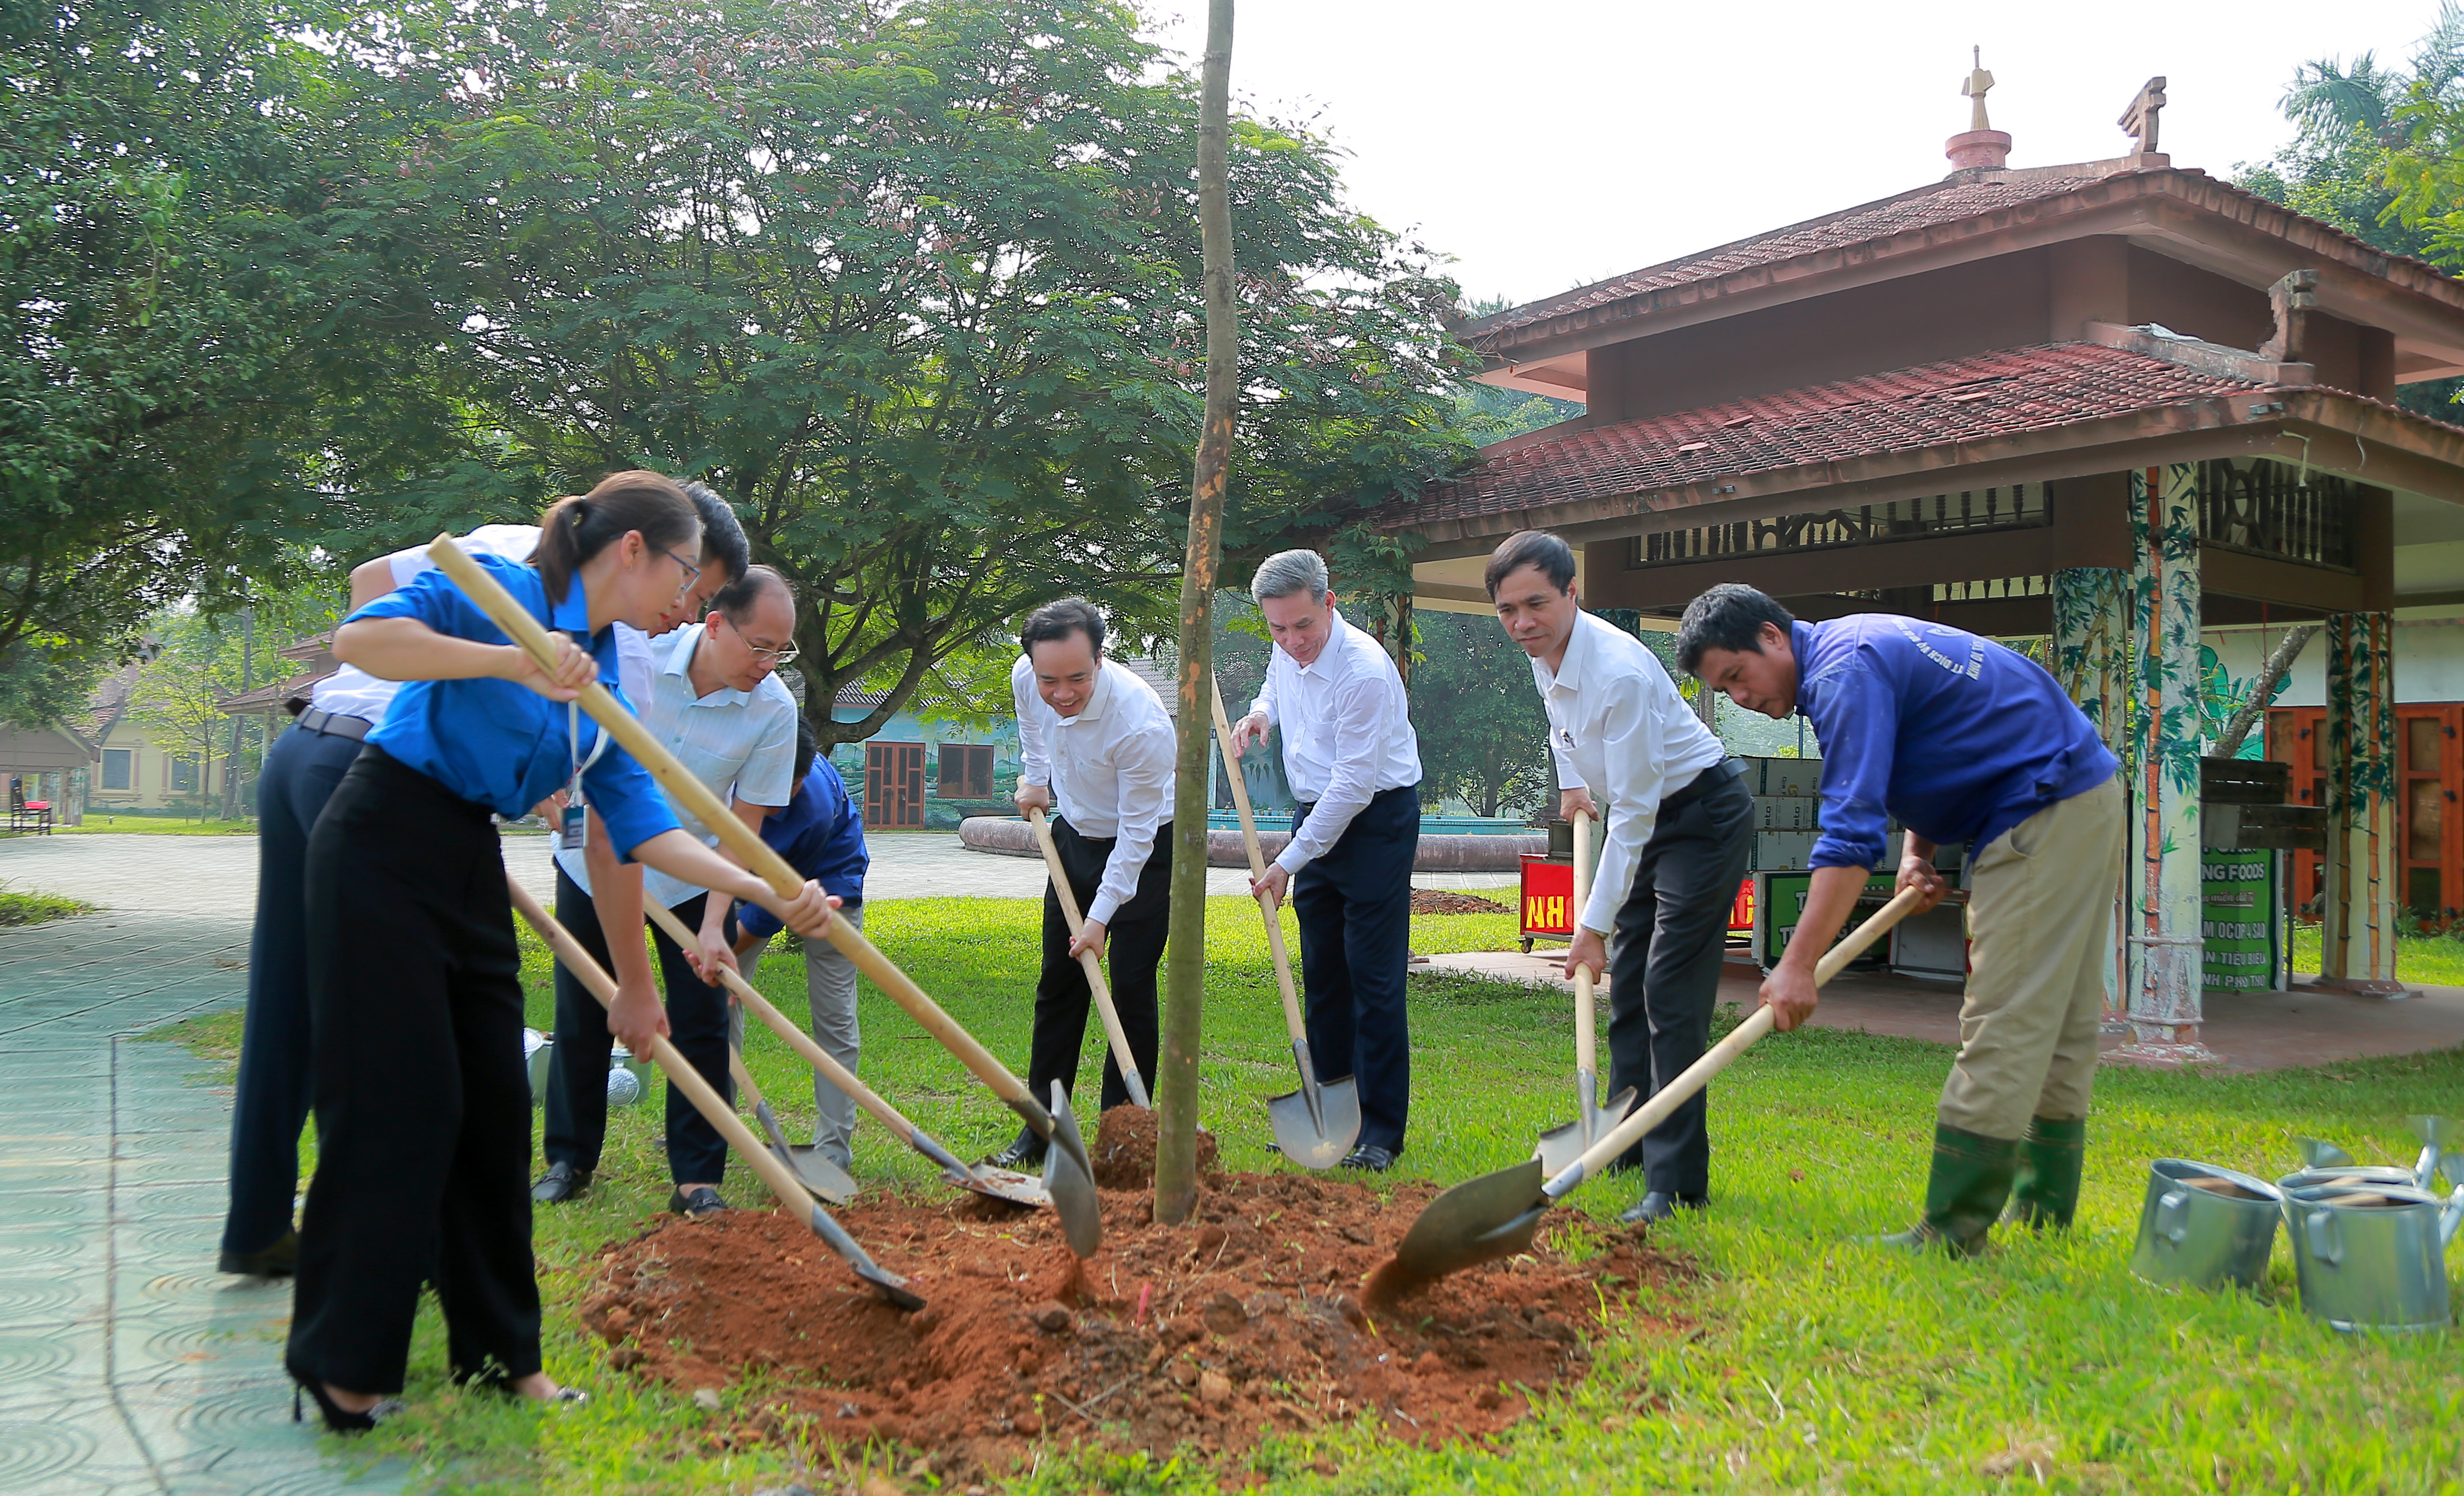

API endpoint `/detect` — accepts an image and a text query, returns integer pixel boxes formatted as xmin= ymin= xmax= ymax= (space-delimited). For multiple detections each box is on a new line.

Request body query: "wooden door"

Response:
xmin=864 ymin=741 xmax=927 ymax=829
xmin=2269 ymin=704 xmax=2464 ymax=918
xmin=2266 ymin=707 xmax=2325 ymax=913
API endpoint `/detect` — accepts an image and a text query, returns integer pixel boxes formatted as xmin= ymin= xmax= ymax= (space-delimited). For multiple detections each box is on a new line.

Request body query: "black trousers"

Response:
xmin=1292 ymin=784 xmax=1420 ymax=1152
xmin=540 ymin=864 xmax=737 ymax=1185
xmin=221 ymin=720 xmax=363 ymax=1259
xmin=1030 ymin=816 xmax=1171 ymax=1111
xmin=288 ymin=746 xmax=539 ymax=1393
xmin=1604 ymin=762 xmax=1753 ymax=1195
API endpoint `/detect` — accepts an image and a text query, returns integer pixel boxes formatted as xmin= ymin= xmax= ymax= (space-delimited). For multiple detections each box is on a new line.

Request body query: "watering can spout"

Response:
xmin=2442 ymin=1157 xmax=2464 ymax=1248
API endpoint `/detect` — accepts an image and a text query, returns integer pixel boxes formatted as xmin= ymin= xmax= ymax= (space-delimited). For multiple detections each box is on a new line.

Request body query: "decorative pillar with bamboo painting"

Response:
xmin=2319 ymin=609 xmax=2403 ymax=993
xmin=2051 ymin=563 xmax=2130 ymax=1023
xmin=2117 ymin=464 xmax=2211 ymax=1059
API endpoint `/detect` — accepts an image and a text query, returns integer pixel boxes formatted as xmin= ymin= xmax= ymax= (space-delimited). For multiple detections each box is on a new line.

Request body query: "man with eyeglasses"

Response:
xmin=534 ymin=564 xmax=804 ymax=1220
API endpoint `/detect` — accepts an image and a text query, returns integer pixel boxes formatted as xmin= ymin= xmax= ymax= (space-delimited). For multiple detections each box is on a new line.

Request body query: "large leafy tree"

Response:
xmin=297 ymin=0 xmax=1472 ymax=749
xmin=1410 ymin=609 xmax=1549 ymax=818
xmin=0 ymin=0 xmax=350 ymax=726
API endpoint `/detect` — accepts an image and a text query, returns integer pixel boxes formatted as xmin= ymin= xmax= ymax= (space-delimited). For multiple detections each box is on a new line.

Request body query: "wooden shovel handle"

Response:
xmin=1025 ymin=809 xmax=1145 ymax=1101
xmin=1207 ymin=675 xmax=1309 ymax=1045
xmin=641 ymin=900 xmax=915 ymax=1140
xmin=1569 ymin=807 xmax=1597 ymax=1074
xmin=508 ymin=875 xmax=812 ymax=1212
xmin=429 ymin=536 xmax=1052 ymax=1131
xmin=1549 ymin=884 xmax=1925 ymax=1193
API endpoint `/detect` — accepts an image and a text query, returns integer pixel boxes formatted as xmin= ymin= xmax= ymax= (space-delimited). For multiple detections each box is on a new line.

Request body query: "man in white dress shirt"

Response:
xmin=990 ymin=598 xmax=1176 ymax=1168
xmin=216 ymin=498 xmax=744 ymax=1276
xmin=534 ymin=565 xmax=800 ymax=1220
xmin=1487 ymin=530 xmax=1751 ymax=1225
xmin=1223 ymin=551 xmax=1423 ymax=1170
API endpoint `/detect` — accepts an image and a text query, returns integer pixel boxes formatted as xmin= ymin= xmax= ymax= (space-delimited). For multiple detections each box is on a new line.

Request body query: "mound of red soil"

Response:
xmin=1090 ymin=1104 xmax=1220 ymax=1190
xmin=581 ymin=1171 xmax=1683 ymax=1475
xmin=1411 ymin=889 xmax=1511 ymax=915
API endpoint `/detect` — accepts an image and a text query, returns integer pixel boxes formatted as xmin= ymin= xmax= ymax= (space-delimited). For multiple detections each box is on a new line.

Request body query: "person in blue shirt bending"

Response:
xmin=732 ymin=716 xmax=871 ymax=1172
xmin=1679 ymin=583 xmax=2122 ymax=1257
xmin=288 ymin=472 xmax=834 ymax=1434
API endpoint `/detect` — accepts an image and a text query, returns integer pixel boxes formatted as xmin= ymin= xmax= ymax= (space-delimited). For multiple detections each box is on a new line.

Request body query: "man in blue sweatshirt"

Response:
xmin=732 ymin=718 xmax=869 ymax=1172
xmin=1678 ymin=584 xmax=2122 ymax=1254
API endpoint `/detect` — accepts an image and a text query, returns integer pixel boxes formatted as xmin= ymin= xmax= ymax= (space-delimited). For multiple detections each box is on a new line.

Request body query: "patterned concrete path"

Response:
xmin=0 ymin=836 xmax=406 ymax=1496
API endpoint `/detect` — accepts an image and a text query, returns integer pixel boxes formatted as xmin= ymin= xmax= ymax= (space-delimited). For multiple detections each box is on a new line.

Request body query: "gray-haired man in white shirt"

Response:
xmin=991 ymin=597 xmax=1177 ymax=1169
xmin=1488 ymin=530 xmax=1751 ymax=1226
xmin=1224 ymin=550 xmax=1423 ymax=1171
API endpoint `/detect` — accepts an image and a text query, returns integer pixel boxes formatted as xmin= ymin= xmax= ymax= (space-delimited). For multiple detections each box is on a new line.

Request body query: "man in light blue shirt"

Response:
xmin=535 ymin=566 xmax=800 ymax=1220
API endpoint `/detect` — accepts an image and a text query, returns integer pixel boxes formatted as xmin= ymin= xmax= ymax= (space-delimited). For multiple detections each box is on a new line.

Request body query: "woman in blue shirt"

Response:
xmin=285 ymin=471 xmax=832 ymax=1432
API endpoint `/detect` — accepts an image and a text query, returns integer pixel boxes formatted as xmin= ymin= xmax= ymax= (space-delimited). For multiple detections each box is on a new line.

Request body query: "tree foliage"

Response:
xmin=291 ymin=0 xmax=1474 ymax=748
xmin=1409 ymin=609 xmax=1548 ymax=819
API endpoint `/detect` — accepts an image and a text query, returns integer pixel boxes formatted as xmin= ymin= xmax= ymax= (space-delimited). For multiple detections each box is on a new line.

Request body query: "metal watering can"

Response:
xmin=2281 ymin=1160 xmax=2464 ymax=1333
xmin=2278 ymin=1134 xmax=2420 ymax=1196
xmin=2130 ymin=1159 xmax=2283 ymax=1290
xmin=522 ymin=1031 xmax=653 ymax=1108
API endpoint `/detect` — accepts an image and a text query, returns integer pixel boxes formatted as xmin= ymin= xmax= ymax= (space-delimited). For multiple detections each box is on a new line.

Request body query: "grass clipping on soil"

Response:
xmin=582 ymin=1113 xmax=1680 ymax=1471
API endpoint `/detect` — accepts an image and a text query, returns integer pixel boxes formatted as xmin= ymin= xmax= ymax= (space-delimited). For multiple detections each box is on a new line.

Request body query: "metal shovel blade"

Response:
xmin=1363 ymin=1158 xmax=1548 ymax=1309
xmin=905 ymin=1125 xmax=1048 ymax=1209
xmin=1268 ymin=1073 xmax=1361 ymax=1170
xmin=1533 ymin=1085 xmax=1639 ymax=1178
xmin=1035 ymin=1081 xmax=1104 ymax=1259
xmin=751 ymin=1097 xmax=859 ymax=1205
xmin=802 ymin=1200 xmax=923 ymax=1312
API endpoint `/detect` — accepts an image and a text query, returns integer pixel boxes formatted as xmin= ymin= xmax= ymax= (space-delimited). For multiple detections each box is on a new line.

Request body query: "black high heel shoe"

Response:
xmin=291 ymin=1375 xmax=402 ymax=1434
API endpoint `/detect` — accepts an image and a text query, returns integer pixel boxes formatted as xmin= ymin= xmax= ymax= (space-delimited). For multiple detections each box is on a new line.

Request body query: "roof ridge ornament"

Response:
xmin=2120 ymin=76 xmax=2170 ymax=166
xmin=1946 ymin=47 xmax=2013 ymax=171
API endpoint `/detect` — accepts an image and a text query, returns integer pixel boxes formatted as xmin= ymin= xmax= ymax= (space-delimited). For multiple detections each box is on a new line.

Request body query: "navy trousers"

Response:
xmin=1291 ymin=784 xmax=1420 ymax=1153
xmin=1028 ymin=816 xmax=1171 ymax=1111
xmin=219 ymin=720 xmax=365 ymax=1259
xmin=1604 ymin=762 xmax=1753 ymax=1195
xmin=539 ymin=865 xmax=738 ymax=1187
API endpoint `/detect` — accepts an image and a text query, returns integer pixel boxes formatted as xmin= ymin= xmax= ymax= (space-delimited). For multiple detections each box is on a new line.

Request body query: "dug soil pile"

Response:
xmin=1091 ymin=1103 xmax=1220 ymax=1189
xmin=582 ymin=1171 xmax=1683 ymax=1473
xmin=1410 ymin=889 xmax=1511 ymax=915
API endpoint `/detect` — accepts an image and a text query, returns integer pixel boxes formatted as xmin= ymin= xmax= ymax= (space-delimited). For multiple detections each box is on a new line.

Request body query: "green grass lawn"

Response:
xmin=0 ymin=880 xmax=93 ymax=926
xmin=144 ymin=898 xmax=2464 ymax=1494
xmin=60 ymin=812 xmax=259 ymax=835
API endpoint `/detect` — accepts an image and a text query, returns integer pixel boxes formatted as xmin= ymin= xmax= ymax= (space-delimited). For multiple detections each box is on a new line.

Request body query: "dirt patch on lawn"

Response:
xmin=1410 ymin=890 xmax=1511 ymax=915
xmin=1091 ymin=1104 xmax=1220 ymax=1190
xmin=580 ymin=1171 xmax=1684 ymax=1476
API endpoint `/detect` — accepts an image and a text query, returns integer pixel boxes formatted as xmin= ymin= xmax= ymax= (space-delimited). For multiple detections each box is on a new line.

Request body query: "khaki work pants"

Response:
xmin=1938 ymin=777 xmax=2124 ymax=1140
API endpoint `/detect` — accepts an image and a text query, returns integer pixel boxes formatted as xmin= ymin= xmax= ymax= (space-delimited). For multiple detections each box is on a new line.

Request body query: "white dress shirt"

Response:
xmin=557 ymin=623 xmax=798 ymax=908
xmin=311 ymin=523 xmax=654 ymax=725
xmin=1251 ymin=609 xmax=1422 ymax=877
xmin=1535 ymin=611 xmax=1728 ymax=936
xmin=1013 ymin=653 xmax=1177 ymax=927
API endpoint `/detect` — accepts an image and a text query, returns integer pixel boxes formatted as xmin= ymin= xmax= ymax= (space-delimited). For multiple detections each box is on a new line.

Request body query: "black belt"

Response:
xmin=1660 ymin=758 xmax=1744 ymax=813
xmin=298 ymin=707 xmax=372 ymax=742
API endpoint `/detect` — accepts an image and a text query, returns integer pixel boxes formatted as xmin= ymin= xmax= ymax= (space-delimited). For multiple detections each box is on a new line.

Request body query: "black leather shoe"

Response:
xmin=530 ymin=1162 xmax=591 ymax=1205
xmin=1618 ymin=1190 xmax=1707 ymax=1226
xmin=987 ymin=1128 xmax=1047 ymax=1169
xmin=667 ymin=1185 xmax=727 ymax=1221
xmin=291 ymin=1375 xmax=405 ymax=1435
xmin=218 ymin=1228 xmax=298 ymax=1277
xmin=1341 ymin=1144 xmax=1401 ymax=1172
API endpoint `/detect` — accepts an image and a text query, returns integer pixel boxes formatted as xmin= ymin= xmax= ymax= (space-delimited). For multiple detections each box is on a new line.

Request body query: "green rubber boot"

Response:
xmin=1866 ymin=1124 xmax=2020 ymax=1258
xmin=2007 ymin=1115 xmax=2087 ymax=1230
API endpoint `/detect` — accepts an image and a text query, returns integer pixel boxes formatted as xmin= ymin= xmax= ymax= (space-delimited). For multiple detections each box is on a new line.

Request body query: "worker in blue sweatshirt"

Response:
xmin=731 ymin=716 xmax=870 ymax=1172
xmin=1678 ymin=583 xmax=2121 ymax=1255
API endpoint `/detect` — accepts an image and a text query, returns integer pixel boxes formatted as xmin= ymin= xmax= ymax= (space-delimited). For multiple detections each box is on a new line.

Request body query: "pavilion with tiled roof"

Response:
xmin=1377 ymin=72 xmax=2464 ymax=1054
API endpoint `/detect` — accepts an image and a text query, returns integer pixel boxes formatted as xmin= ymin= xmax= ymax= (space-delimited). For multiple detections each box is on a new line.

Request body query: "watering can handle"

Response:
xmin=2156 ymin=1190 xmax=2190 ymax=1246
xmin=2306 ymin=1207 xmax=2344 ymax=1267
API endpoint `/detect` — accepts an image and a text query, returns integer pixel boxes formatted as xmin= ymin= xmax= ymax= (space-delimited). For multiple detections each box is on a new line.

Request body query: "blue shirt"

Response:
xmin=736 ymin=759 xmax=868 ymax=939
xmin=349 ymin=555 xmax=680 ymax=859
xmin=1796 ymin=616 xmax=2117 ymax=871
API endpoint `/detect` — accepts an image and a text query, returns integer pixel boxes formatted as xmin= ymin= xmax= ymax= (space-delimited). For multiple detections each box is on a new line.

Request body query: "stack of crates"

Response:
xmin=1734 ymin=757 xmax=1960 ymax=874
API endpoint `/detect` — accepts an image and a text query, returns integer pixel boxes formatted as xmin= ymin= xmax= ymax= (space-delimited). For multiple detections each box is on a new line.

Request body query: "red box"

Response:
xmin=1519 ymin=853 xmax=1574 ymax=948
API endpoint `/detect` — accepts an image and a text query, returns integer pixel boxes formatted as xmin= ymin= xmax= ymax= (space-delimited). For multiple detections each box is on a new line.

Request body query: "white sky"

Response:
xmin=1147 ymin=1 xmax=2445 ymax=309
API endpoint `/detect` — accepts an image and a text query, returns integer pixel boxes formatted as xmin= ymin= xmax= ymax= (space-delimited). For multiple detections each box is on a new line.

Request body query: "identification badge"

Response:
xmin=557 ymin=801 xmax=587 ymax=851
xmin=558 ymin=692 xmax=610 ymax=854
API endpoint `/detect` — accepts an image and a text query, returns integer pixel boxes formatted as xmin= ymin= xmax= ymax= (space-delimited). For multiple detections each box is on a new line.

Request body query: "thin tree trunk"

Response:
xmin=2212 ymin=623 xmax=2320 ymax=759
xmin=1155 ymin=0 xmax=1236 ymax=1226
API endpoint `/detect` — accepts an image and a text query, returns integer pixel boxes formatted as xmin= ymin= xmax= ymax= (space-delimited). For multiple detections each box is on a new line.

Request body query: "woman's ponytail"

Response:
xmin=532 ymin=472 xmax=697 ymax=604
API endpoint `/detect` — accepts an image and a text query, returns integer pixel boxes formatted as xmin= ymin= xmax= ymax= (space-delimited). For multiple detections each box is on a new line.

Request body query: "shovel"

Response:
xmin=645 ymin=900 xmax=1047 ymax=1210
xmin=508 ymin=876 xmax=921 ymax=1310
xmin=1025 ymin=808 xmax=1151 ymax=1108
xmin=725 ymin=1041 xmax=859 ymax=1206
xmin=1367 ymin=885 xmax=1923 ymax=1305
xmin=431 ymin=534 xmax=1101 ymax=1258
xmin=1532 ymin=808 xmax=1636 ymax=1176
xmin=1208 ymin=675 xmax=1360 ymax=1169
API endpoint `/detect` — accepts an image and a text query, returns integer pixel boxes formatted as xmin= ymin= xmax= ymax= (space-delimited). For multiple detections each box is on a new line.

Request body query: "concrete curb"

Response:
xmin=957 ymin=816 xmax=1545 ymax=872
